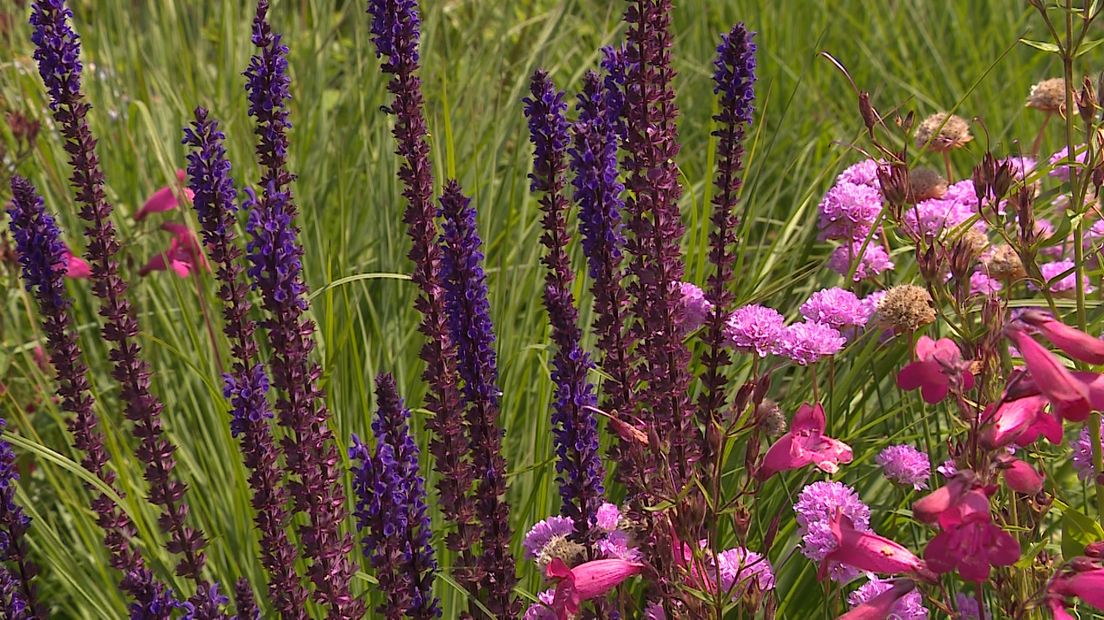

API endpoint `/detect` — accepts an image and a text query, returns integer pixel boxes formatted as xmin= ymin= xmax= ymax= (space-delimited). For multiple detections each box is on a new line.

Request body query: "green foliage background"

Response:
xmin=0 ymin=0 xmax=1082 ymax=617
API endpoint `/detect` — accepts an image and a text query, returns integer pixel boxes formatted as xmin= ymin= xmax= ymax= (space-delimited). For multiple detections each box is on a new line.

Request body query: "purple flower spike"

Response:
xmin=622 ymin=0 xmax=698 ymax=489
xmin=0 ymin=414 xmax=38 ymax=618
xmin=699 ymin=23 xmax=757 ymax=447
xmin=30 ymin=0 xmax=207 ymax=584
xmin=233 ymin=580 xmax=260 ymax=620
xmin=525 ymin=69 xmax=605 ymax=537
xmin=183 ymin=108 xmax=307 ymax=617
xmin=350 ymin=374 xmax=440 ymax=619
xmin=439 ymin=181 xmax=518 ymax=618
xmin=185 ymin=583 xmax=230 ymax=620
xmin=123 ymin=569 xmax=189 ymax=620
xmin=366 ymin=0 xmax=475 ymax=583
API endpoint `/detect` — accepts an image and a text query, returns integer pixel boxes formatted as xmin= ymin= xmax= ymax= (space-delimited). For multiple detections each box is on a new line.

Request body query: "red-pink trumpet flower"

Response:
xmin=139 ymin=223 xmax=208 ymax=278
xmin=981 ymin=395 xmax=1060 ymax=448
xmin=135 ymin=169 xmax=194 ymax=221
xmin=546 ymin=557 xmax=644 ymax=620
xmin=1020 ymin=310 xmax=1104 ymax=365
xmin=837 ymin=580 xmax=917 ymax=620
xmin=757 ymin=403 xmax=852 ymax=480
xmin=912 ymin=472 xmax=989 ymax=529
xmin=1051 ymin=567 xmax=1104 ymax=611
xmin=999 ymin=456 xmax=1044 ymax=494
xmin=1006 ymin=326 xmax=1094 ymax=421
xmin=924 ymin=519 xmax=1020 ymax=582
xmin=896 ymin=336 xmax=974 ymax=404
xmin=818 ymin=511 xmax=923 ymax=580
xmin=63 ymin=246 xmax=91 ymax=279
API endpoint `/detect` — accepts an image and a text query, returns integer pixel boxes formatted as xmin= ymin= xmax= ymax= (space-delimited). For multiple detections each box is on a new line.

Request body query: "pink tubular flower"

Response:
xmin=63 ymin=246 xmax=91 ymax=278
xmin=924 ymin=520 xmax=1020 ymax=582
xmin=139 ymin=222 xmax=208 ymax=278
xmin=1020 ymin=310 xmax=1104 ymax=365
xmin=1006 ymin=326 xmax=1093 ymax=421
xmin=999 ymin=456 xmax=1043 ymax=494
xmin=981 ymin=395 xmax=1061 ymax=448
xmin=1051 ymin=568 xmax=1104 ymax=610
xmin=135 ymin=169 xmax=194 ymax=221
xmin=912 ymin=472 xmax=987 ymax=529
xmin=842 ymin=579 xmax=921 ymax=620
xmin=757 ymin=403 xmax=853 ymax=479
xmin=896 ymin=336 xmax=975 ymax=404
xmin=818 ymin=512 xmax=923 ymax=579
xmin=547 ymin=557 xmax=643 ymax=620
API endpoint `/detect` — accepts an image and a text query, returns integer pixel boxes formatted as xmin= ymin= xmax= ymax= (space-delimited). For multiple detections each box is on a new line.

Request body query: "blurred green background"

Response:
xmin=0 ymin=0 xmax=1074 ymax=617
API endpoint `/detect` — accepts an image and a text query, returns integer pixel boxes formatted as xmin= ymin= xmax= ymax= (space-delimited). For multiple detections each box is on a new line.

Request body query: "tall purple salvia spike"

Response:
xmin=524 ymin=70 xmax=605 ymax=538
xmin=243 ymin=4 xmax=362 ymax=616
xmin=697 ymin=24 xmax=756 ymax=454
xmin=439 ymin=181 xmax=518 ymax=619
xmin=0 ymin=568 xmax=32 ymax=620
xmin=7 ymin=175 xmax=169 ymax=612
xmin=233 ymin=579 xmax=260 ymax=620
xmin=183 ymin=107 xmax=308 ymax=619
xmin=365 ymin=0 xmax=476 ymax=590
xmin=186 ymin=583 xmax=230 ymax=620
xmin=29 ymin=0 xmax=208 ymax=582
xmin=0 ymin=414 xmax=39 ymax=619
xmin=599 ymin=45 xmax=629 ymax=145
xmin=621 ymin=0 xmax=698 ymax=486
xmin=122 ymin=568 xmax=189 ymax=620
xmin=349 ymin=374 xmax=440 ymax=620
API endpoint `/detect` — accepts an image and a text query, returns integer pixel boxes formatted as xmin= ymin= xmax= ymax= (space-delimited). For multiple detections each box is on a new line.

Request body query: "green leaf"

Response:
xmin=1076 ymin=38 xmax=1104 ymax=57
xmin=1019 ymin=38 xmax=1061 ymax=54
xmin=1061 ymin=505 xmax=1104 ymax=559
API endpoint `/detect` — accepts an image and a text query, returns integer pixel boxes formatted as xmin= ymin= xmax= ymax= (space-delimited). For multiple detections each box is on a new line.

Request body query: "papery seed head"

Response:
xmin=915 ymin=113 xmax=973 ymax=152
xmin=877 ymin=285 xmax=935 ymax=332
xmin=1026 ymin=77 xmax=1067 ymax=112
xmin=908 ymin=166 xmax=948 ymax=202
xmin=984 ymin=244 xmax=1026 ymax=281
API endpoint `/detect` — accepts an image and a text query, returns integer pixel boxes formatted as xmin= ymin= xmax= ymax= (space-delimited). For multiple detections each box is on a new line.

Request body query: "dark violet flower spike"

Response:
xmin=621 ymin=0 xmax=698 ymax=486
xmin=233 ymin=579 xmax=260 ymax=620
xmin=524 ymin=69 xmax=605 ymax=537
xmin=350 ymin=375 xmax=440 ymax=620
xmin=186 ymin=582 xmax=230 ymax=620
xmin=28 ymin=0 xmax=208 ymax=585
xmin=183 ymin=108 xmax=308 ymax=618
xmin=697 ymin=23 xmax=757 ymax=449
xmin=244 ymin=4 xmax=361 ymax=617
xmin=122 ymin=569 xmax=190 ymax=620
xmin=365 ymin=0 xmax=474 ymax=583
xmin=0 ymin=414 xmax=39 ymax=619
xmin=439 ymin=181 xmax=518 ymax=618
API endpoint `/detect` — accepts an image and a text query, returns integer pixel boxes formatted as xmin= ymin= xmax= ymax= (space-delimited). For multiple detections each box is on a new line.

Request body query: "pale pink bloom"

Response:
xmin=897 ymin=336 xmax=975 ymax=404
xmin=757 ymin=403 xmax=852 ymax=480
xmin=547 ymin=557 xmax=643 ymax=620
xmin=1020 ymin=310 xmax=1104 ymax=365
xmin=838 ymin=579 xmax=918 ymax=620
xmin=135 ymin=169 xmax=194 ymax=221
xmin=139 ymin=222 xmax=208 ymax=278
xmin=818 ymin=512 xmax=923 ymax=579
xmin=595 ymin=503 xmax=621 ymax=533
xmin=924 ymin=520 xmax=1020 ymax=582
xmin=981 ymin=395 xmax=1061 ymax=448
xmin=63 ymin=246 xmax=91 ymax=279
xmin=1006 ymin=326 xmax=1093 ymax=421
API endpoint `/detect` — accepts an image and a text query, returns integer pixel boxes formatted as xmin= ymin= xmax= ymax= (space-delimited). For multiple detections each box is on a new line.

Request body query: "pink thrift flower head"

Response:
xmin=676 ymin=282 xmax=712 ymax=332
xmin=523 ymin=590 xmax=557 ymax=620
xmin=876 ymin=444 xmax=931 ymax=490
xmin=1048 ymin=144 xmax=1088 ymax=181
xmin=1019 ymin=310 xmax=1104 ymax=365
xmin=135 ymin=169 xmax=194 ymax=221
xmin=523 ymin=516 xmax=576 ymax=560
xmin=1072 ymin=424 xmax=1100 ymax=481
xmin=724 ymin=304 xmax=785 ymax=357
xmin=902 ymin=197 xmax=975 ymax=240
xmin=924 ymin=520 xmax=1020 ymax=582
xmin=63 ymin=246 xmax=91 ymax=279
xmin=818 ymin=181 xmax=883 ymax=240
xmin=800 ymin=287 xmax=870 ymax=329
xmin=954 ymin=592 xmax=981 ymax=619
xmin=828 ymin=241 xmax=895 ymax=281
xmin=547 ymin=557 xmax=643 ymax=620
xmin=945 ymin=179 xmax=979 ymax=209
xmin=846 ymin=578 xmax=926 ymax=620
xmin=969 ymin=271 xmax=1001 ymax=296
xmin=642 ymin=602 xmax=666 ymax=620
xmin=1034 ymin=259 xmax=1093 ymax=295
xmin=794 ymin=481 xmax=870 ymax=581
xmin=139 ymin=222 xmax=208 ymax=278
xmin=596 ymin=530 xmax=641 ymax=563
xmin=820 ymin=512 xmax=923 ymax=580
xmin=838 ymin=159 xmax=882 ymax=188
xmin=980 ymin=395 xmax=1061 ymax=448
xmin=594 ymin=503 xmax=620 ymax=533
xmin=896 ymin=336 xmax=975 ymax=404
xmin=1006 ymin=326 xmax=1093 ymax=421
xmin=715 ymin=547 xmax=775 ymax=597
xmin=774 ymin=321 xmax=846 ymax=365
xmin=1004 ymin=155 xmax=1037 ymax=181
xmin=758 ymin=403 xmax=853 ymax=479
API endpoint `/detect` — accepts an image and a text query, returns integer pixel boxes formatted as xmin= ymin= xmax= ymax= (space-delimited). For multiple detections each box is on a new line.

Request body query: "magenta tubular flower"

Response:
xmin=981 ymin=394 xmax=1060 ymax=448
xmin=29 ymin=0 xmax=207 ymax=583
xmin=525 ymin=70 xmax=605 ymax=537
xmin=439 ymin=181 xmax=517 ymax=617
xmin=999 ymin=456 xmax=1043 ymax=494
xmin=698 ymin=23 xmax=756 ymax=442
xmin=758 ymin=403 xmax=852 ymax=479
xmin=1052 ymin=568 xmax=1104 ymax=610
xmin=924 ymin=520 xmax=1020 ymax=582
xmin=366 ymin=0 xmax=474 ymax=576
xmin=349 ymin=375 xmax=440 ymax=619
xmin=621 ymin=0 xmax=698 ymax=486
xmin=819 ymin=512 xmax=923 ymax=579
xmin=546 ymin=557 xmax=644 ymax=619
xmin=1020 ymin=310 xmax=1104 ymax=364
xmin=897 ymin=336 xmax=975 ymax=404
xmin=243 ymin=4 xmax=361 ymax=616
xmin=138 ymin=222 xmax=208 ymax=277
xmin=135 ymin=169 xmax=193 ymax=221
xmin=182 ymin=108 xmax=307 ymax=617
xmin=1006 ymin=326 xmax=1093 ymax=421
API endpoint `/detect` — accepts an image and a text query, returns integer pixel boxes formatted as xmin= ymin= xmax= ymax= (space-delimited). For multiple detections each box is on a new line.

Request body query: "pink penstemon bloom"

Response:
xmin=923 ymin=518 xmax=1020 ymax=582
xmin=896 ymin=336 xmax=975 ymax=404
xmin=139 ymin=222 xmax=208 ymax=278
xmin=134 ymin=169 xmax=194 ymax=221
xmin=980 ymin=394 xmax=1061 ymax=448
xmin=998 ymin=456 xmax=1044 ymax=494
xmin=1006 ymin=325 xmax=1093 ymax=422
xmin=1050 ymin=567 xmax=1104 ymax=612
xmin=912 ymin=471 xmax=988 ymax=529
xmin=837 ymin=579 xmax=917 ymax=620
xmin=63 ymin=246 xmax=91 ymax=279
xmin=756 ymin=403 xmax=852 ymax=480
xmin=817 ymin=511 xmax=923 ymax=580
xmin=1020 ymin=310 xmax=1104 ymax=365
xmin=546 ymin=557 xmax=644 ymax=620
